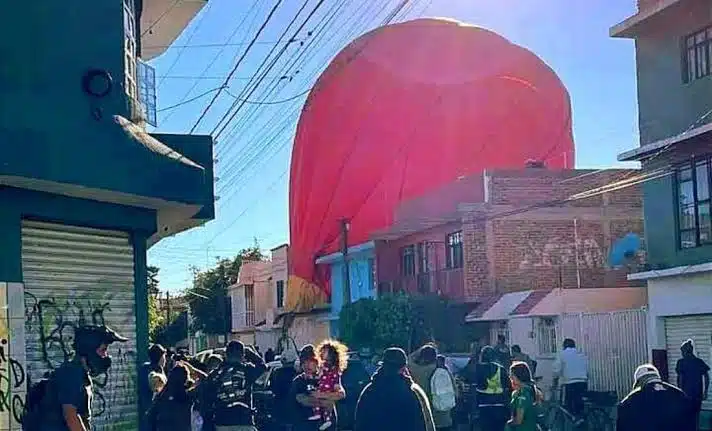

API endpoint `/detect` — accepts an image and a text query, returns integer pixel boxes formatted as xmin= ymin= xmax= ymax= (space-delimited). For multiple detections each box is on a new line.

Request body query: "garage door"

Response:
xmin=665 ymin=314 xmax=712 ymax=411
xmin=22 ymin=221 xmax=137 ymax=430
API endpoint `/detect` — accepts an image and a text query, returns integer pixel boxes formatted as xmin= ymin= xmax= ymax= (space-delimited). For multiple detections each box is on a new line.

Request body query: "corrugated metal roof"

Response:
xmin=466 ymin=291 xmax=533 ymax=322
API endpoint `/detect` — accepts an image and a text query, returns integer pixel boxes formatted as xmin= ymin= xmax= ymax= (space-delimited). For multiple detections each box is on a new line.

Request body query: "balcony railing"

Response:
xmin=379 ymin=268 xmax=465 ymax=300
xmin=232 ymin=310 xmax=256 ymax=331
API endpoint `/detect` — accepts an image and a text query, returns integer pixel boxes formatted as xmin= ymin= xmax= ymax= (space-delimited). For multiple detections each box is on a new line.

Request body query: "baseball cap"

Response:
xmin=299 ymin=344 xmax=316 ymax=362
xmin=633 ymin=363 xmax=660 ymax=384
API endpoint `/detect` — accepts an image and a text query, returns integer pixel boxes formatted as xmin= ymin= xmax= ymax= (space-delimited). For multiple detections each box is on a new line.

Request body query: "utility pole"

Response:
xmin=341 ymin=219 xmax=351 ymax=304
xmin=166 ymin=291 xmax=171 ymax=323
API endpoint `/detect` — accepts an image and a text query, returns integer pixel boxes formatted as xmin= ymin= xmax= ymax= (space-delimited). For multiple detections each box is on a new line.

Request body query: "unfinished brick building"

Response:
xmin=375 ymin=166 xmax=645 ymax=302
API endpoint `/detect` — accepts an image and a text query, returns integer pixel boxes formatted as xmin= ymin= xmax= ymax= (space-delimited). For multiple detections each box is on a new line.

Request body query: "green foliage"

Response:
xmin=147 ymin=265 xmax=164 ymax=342
xmin=155 ymin=311 xmax=188 ymax=347
xmin=189 ymin=245 xmax=264 ymax=334
xmin=148 ymin=294 xmax=164 ymax=342
xmin=339 ymin=293 xmax=472 ymax=352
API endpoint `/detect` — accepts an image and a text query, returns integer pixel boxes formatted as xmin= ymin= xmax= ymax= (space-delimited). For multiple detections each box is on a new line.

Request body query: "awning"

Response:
xmin=465 ymin=290 xmax=533 ymax=322
xmin=465 ymin=288 xmax=648 ymax=322
xmin=526 ymin=288 xmax=647 ymax=316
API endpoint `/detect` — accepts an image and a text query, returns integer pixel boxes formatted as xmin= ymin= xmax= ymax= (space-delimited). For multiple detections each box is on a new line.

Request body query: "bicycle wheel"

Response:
xmin=543 ymin=405 xmax=567 ymax=431
xmin=584 ymin=408 xmax=614 ymax=431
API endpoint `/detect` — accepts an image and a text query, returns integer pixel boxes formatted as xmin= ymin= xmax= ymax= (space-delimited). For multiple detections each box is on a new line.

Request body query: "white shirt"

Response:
xmin=552 ymin=348 xmax=588 ymax=385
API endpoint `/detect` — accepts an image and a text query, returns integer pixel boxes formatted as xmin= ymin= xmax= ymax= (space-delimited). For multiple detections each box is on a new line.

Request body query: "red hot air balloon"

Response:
xmin=287 ymin=18 xmax=574 ymax=311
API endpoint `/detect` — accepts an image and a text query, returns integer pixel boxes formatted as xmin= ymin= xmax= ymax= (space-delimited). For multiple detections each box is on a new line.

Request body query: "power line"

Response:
xmin=160 ymin=0 xmax=264 ymax=125
xmin=145 ymin=39 xmax=305 ymax=50
xmin=156 ymin=0 xmax=214 ymax=90
xmin=213 ymin=0 xmax=384 ymax=201
xmin=141 ymin=0 xmax=183 ymax=37
xmin=189 ymin=0 xmax=286 ymax=133
xmin=158 ymin=86 xmax=226 ymax=113
xmin=211 ymin=0 xmax=329 ymax=138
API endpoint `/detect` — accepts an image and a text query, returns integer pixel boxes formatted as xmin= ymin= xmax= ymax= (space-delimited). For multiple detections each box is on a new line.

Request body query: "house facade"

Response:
xmin=612 ymin=0 xmax=712 ymax=420
xmin=374 ymin=174 xmax=484 ymax=300
xmin=315 ymin=241 xmax=377 ymax=337
xmin=0 ymin=1 xmax=211 ymax=430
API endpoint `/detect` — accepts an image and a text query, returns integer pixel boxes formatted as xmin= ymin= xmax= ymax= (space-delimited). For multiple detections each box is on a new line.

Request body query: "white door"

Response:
xmin=22 ymin=221 xmax=137 ymax=430
xmin=665 ymin=314 xmax=712 ymax=411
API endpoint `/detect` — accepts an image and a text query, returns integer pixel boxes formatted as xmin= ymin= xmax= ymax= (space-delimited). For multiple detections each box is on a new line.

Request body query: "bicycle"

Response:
xmin=539 ymin=387 xmax=615 ymax=431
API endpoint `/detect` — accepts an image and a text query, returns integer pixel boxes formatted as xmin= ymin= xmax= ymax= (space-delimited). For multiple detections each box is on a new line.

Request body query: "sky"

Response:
xmin=147 ymin=0 xmax=640 ymax=292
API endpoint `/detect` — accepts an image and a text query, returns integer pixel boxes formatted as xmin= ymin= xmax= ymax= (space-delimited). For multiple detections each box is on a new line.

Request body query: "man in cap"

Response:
xmin=355 ymin=347 xmax=436 ymax=431
xmin=35 ymin=324 xmax=127 ymax=431
xmin=676 ymin=338 xmax=710 ymax=428
xmin=291 ymin=345 xmax=341 ymax=431
xmin=617 ymin=363 xmax=696 ymax=431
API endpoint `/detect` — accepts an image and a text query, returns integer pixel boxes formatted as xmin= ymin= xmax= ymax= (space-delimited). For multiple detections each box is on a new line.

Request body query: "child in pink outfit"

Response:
xmin=309 ymin=340 xmax=348 ymax=431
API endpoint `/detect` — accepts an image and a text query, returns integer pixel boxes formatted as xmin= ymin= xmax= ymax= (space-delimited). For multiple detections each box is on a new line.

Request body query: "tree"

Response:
xmin=189 ymin=245 xmax=264 ymax=335
xmin=147 ymin=266 xmax=165 ymax=342
xmin=339 ymin=293 xmax=473 ymax=353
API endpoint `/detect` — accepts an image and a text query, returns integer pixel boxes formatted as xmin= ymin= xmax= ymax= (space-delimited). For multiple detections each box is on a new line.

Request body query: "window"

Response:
xmin=417 ymin=242 xmax=429 ymax=273
xmin=400 ymin=245 xmax=416 ymax=276
xmin=137 ymin=60 xmax=157 ymax=126
xmin=537 ymin=318 xmax=557 ymax=355
xmin=677 ymin=158 xmax=712 ymax=248
xmin=683 ymin=26 xmax=712 ymax=83
xmin=245 ymin=285 xmax=255 ymax=327
xmin=446 ymin=231 xmax=464 ymax=269
xmin=276 ymin=280 xmax=285 ymax=308
xmin=124 ymin=3 xmax=138 ymax=100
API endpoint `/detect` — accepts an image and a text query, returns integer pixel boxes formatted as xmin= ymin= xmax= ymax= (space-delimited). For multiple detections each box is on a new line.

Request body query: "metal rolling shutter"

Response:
xmin=22 ymin=221 xmax=138 ymax=430
xmin=665 ymin=315 xmax=712 ymax=411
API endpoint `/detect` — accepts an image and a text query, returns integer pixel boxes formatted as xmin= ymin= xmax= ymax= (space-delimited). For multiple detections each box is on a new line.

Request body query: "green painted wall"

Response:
xmin=634 ymin=0 xmax=712 ymax=145
xmin=0 ymin=0 xmax=214 ymax=211
xmin=0 ymin=186 xmax=157 ymax=282
xmin=633 ymin=1 xmax=712 ymax=268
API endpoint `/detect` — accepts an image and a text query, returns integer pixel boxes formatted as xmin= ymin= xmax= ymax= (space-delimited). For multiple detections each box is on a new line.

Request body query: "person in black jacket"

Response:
xmin=354 ymin=347 xmax=436 ymax=431
xmin=617 ymin=363 xmax=697 ymax=431
xmin=201 ymin=341 xmax=267 ymax=431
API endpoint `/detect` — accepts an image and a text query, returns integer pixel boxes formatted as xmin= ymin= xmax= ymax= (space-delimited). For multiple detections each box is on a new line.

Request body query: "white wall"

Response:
xmin=647 ymin=273 xmax=712 ymax=351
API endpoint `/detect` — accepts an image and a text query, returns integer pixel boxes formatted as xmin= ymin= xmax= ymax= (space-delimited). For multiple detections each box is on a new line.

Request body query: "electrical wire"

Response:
xmin=160 ymin=0 xmax=264 ymax=125
xmin=189 ymin=0 xmax=286 ymax=133
xmin=157 ymin=0 xmax=214 ymax=90
xmin=142 ymin=0 xmax=183 ymax=37
xmin=211 ymin=0 xmax=330 ymax=138
xmin=212 ymin=0 xmax=389 ymax=205
xmin=157 ymin=86 xmax=226 ymax=112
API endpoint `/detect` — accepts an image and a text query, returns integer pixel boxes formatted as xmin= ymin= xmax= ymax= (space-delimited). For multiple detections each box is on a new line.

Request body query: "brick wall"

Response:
xmin=463 ymin=207 xmax=490 ymax=300
xmin=463 ymin=168 xmax=645 ymax=299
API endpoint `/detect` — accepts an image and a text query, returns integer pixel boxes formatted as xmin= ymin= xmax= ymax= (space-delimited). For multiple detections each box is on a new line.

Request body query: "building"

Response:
xmin=0 ymin=1 xmax=211 ymax=429
xmin=229 ymin=260 xmax=269 ymax=346
xmin=376 ymin=168 xmax=644 ymax=299
xmin=315 ymin=241 xmax=377 ymax=337
xmin=374 ymin=174 xmax=485 ymax=299
xmin=374 ymin=166 xmax=648 ymax=393
xmin=612 ymin=0 xmax=712 ymax=421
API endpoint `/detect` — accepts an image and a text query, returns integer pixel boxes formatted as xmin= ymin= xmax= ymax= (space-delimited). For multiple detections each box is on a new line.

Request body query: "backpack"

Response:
xmin=430 ymin=367 xmax=456 ymax=412
xmin=21 ymin=372 xmax=55 ymax=431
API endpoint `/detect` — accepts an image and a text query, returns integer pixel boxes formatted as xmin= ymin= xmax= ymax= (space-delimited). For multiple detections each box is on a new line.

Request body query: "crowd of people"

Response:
xmin=17 ymin=323 xmax=711 ymax=431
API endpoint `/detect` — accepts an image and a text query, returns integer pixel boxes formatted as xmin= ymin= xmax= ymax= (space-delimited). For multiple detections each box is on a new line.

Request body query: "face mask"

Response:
xmin=86 ymin=354 xmax=112 ymax=377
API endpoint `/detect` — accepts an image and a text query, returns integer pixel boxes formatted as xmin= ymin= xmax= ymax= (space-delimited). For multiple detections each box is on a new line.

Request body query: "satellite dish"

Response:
xmin=609 ymin=233 xmax=642 ymax=268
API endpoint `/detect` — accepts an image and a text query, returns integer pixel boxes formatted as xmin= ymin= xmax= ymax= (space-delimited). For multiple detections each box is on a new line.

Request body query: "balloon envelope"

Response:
xmin=287 ymin=18 xmax=575 ymax=310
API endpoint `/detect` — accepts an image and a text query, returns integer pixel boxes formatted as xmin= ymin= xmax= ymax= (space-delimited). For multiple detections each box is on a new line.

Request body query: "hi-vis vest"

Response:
xmin=477 ymin=367 xmax=505 ymax=395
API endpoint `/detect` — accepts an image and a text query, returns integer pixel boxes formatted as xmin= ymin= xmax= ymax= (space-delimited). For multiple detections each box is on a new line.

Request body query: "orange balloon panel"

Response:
xmin=287 ymin=18 xmax=574 ymax=310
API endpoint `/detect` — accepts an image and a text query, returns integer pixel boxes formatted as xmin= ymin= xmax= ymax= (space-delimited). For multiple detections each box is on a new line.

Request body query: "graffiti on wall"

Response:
xmin=0 ymin=338 xmax=26 ymax=425
xmin=24 ymin=289 xmax=137 ymax=429
xmin=519 ymin=237 xmax=604 ymax=270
